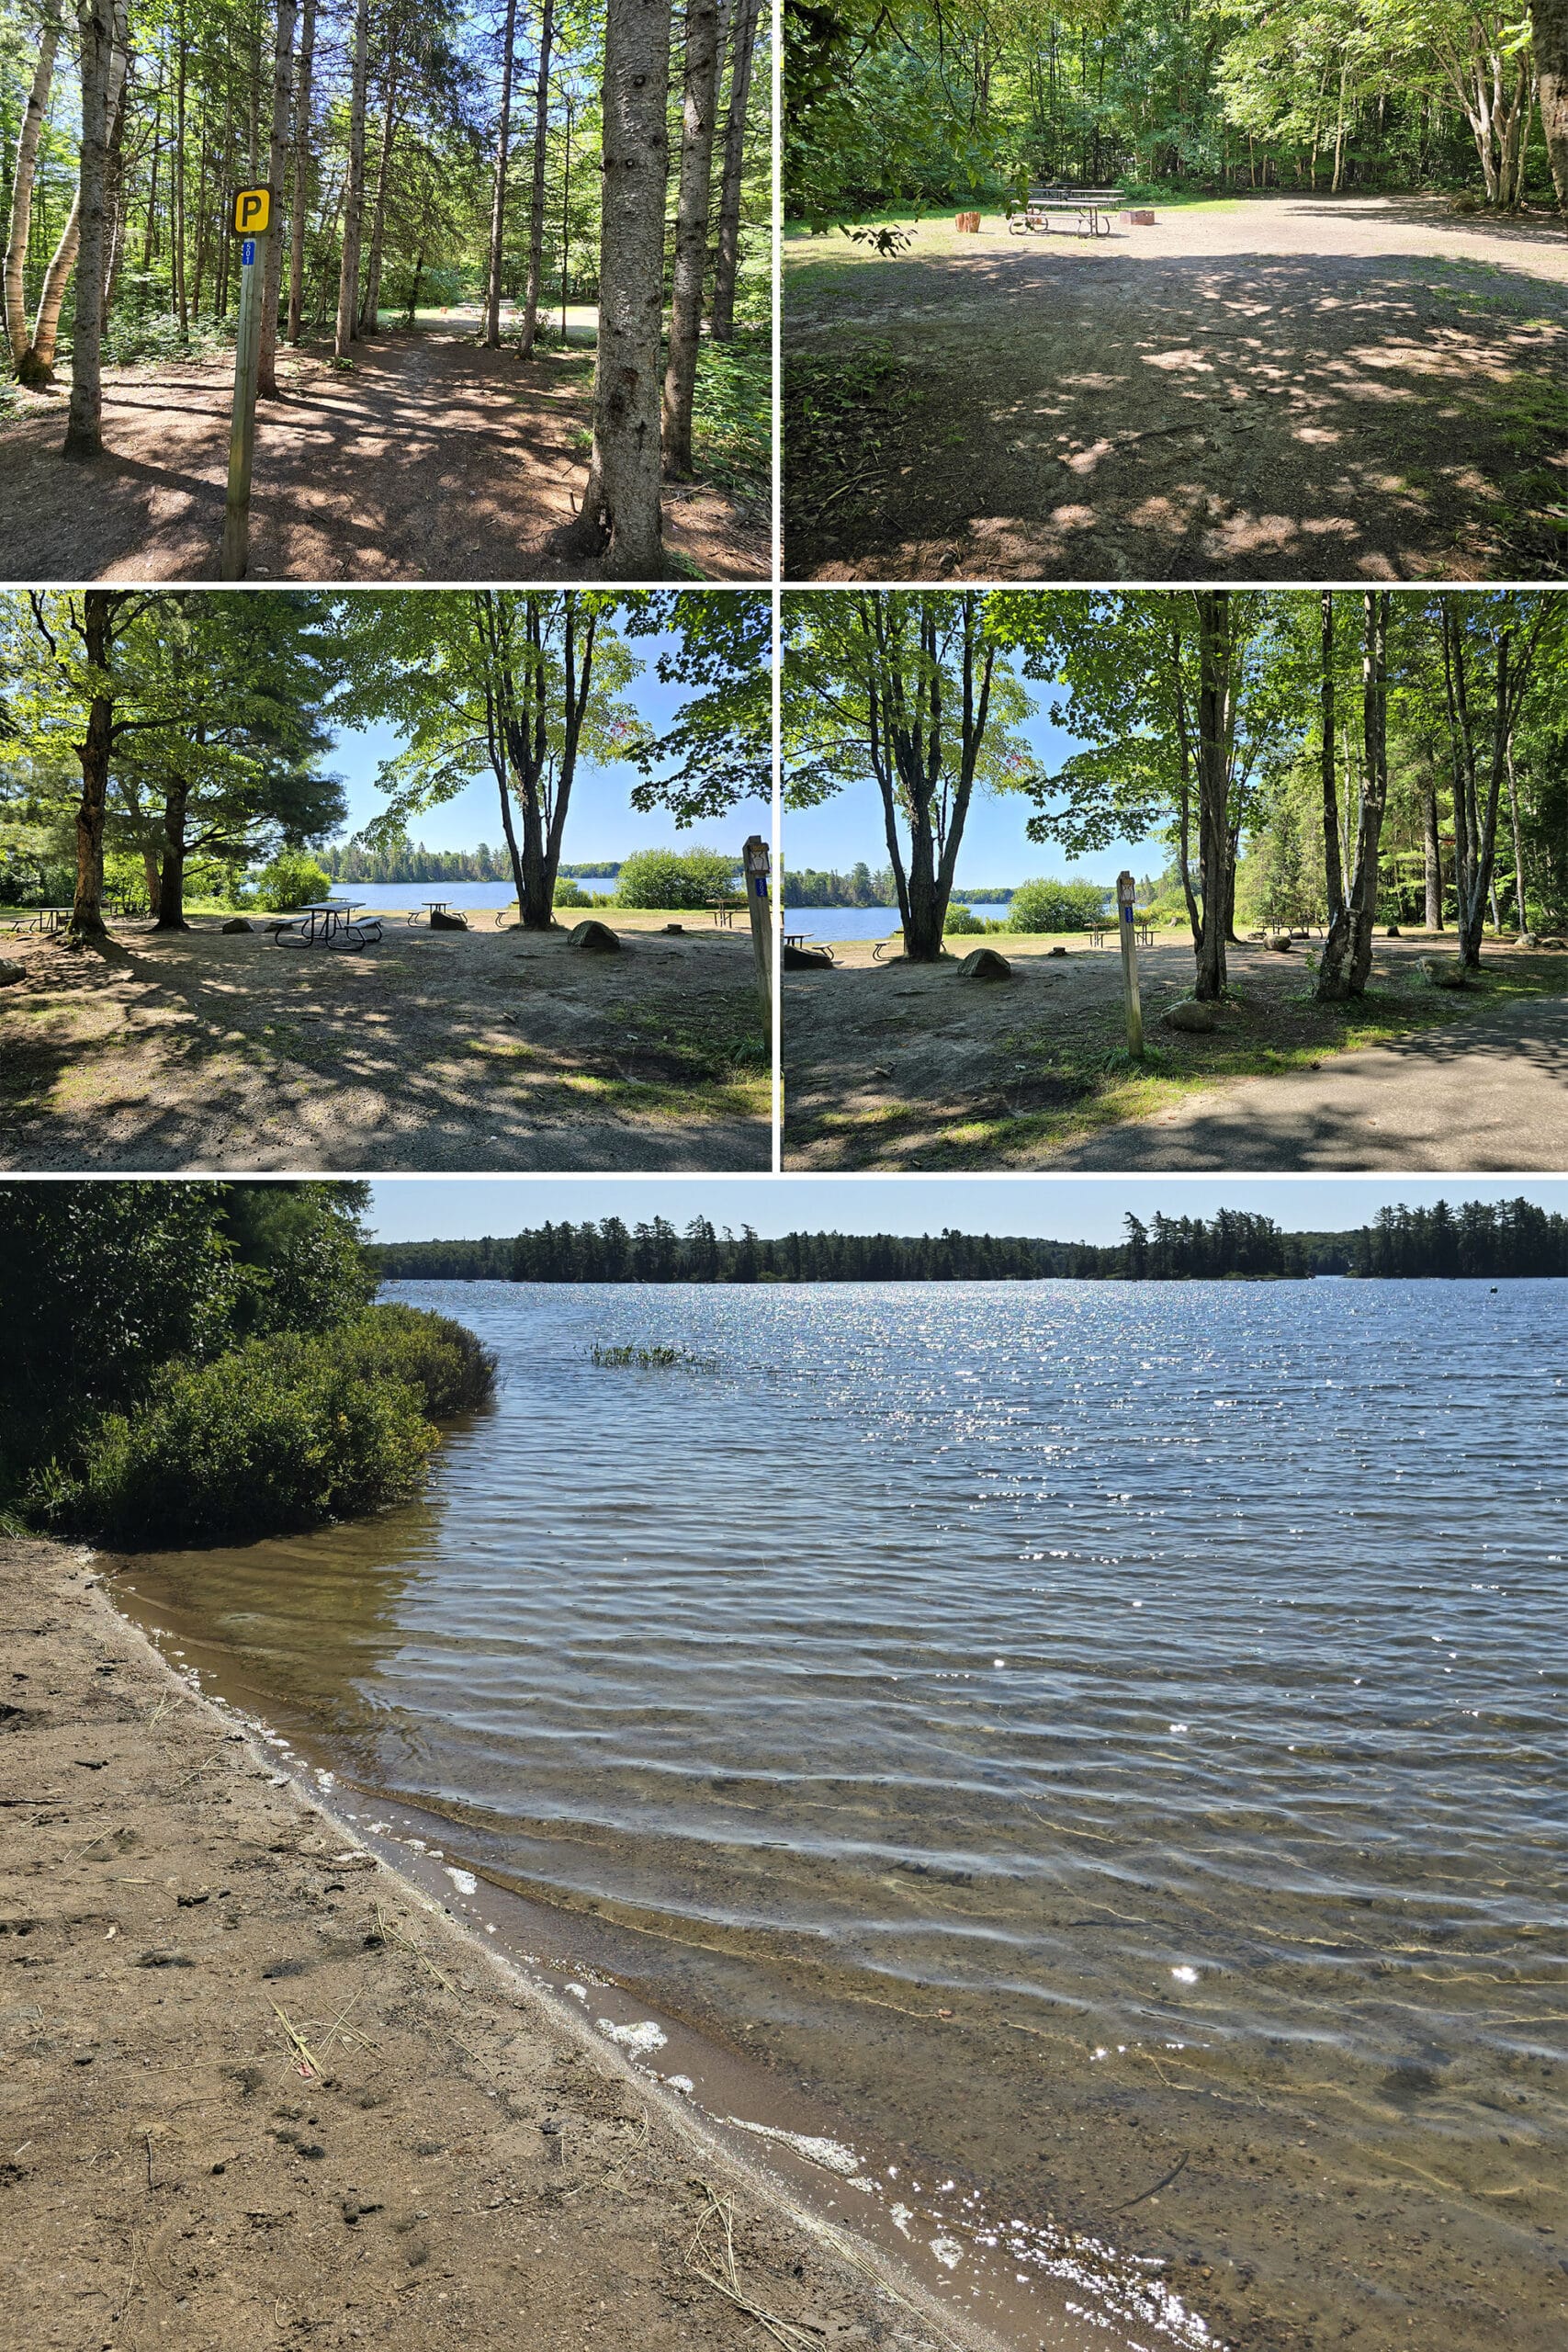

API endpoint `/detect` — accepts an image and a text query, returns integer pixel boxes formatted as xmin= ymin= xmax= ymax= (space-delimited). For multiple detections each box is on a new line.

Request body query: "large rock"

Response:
xmin=568 ymin=919 xmax=620 ymax=955
xmin=0 ymin=959 xmax=26 ymax=987
xmin=220 ymin=916 xmax=252 ymax=933
xmin=1265 ymin=933 xmax=1293 ymax=952
xmin=956 ymin=946 xmax=1011 ymax=982
xmin=1385 ymin=923 xmax=1400 ymax=937
xmin=431 ymin=908 xmax=468 ymax=931
xmin=1161 ymin=998 xmax=1220 ymax=1034
xmin=1418 ymin=955 xmax=1470 ymax=989
xmin=783 ymin=942 xmax=832 ymax=971
xmin=1516 ymin=932 xmax=1540 ymax=948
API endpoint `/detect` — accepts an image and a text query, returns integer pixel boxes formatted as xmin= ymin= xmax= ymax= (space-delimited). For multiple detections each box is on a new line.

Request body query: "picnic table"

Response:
xmin=273 ymin=899 xmax=382 ymax=952
xmin=705 ymin=895 xmax=743 ymax=929
xmin=19 ymin=906 xmax=73 ymax=935
xmin=1010 ymin=185 xmax=1122 ymax=238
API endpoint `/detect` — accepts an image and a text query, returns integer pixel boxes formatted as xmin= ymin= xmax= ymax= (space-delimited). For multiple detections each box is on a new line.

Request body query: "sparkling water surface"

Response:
xmin=123 ymin=1280 xmax=1568 ymax=2352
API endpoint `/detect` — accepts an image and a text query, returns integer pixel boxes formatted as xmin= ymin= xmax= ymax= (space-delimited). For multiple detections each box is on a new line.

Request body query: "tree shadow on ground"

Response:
xmin=785 ymin=243 xmax=1568 ymax=581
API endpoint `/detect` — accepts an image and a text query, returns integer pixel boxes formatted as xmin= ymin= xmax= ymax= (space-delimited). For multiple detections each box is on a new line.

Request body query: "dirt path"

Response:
xmin=1049 ymin=993 xmax=1568 ymax=1169
xmin=784 ymin=194 xmax=1568 ymax=582
xmin=0 ymin=918 xmax=771 ymax=1170
xmin=0 ymin=326 xmax=765 ymax=582
xmin=783 ymin=932 xmax=1568 ymax=1169
xmin=0 ymin=1537 xmax=962 ymax=2352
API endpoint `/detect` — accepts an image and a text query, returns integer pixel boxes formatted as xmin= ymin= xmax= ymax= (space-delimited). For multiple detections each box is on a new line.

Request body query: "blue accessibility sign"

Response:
xmin=241 ymin=237 xmax=256 ymax=266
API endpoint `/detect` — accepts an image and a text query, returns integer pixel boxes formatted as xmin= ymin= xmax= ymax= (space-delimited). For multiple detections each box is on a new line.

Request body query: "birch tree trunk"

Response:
xmin=4 ymin=0 xmax=63 ymax=370
xmin=1319 ymin=589 xmax=1345 ymax=933
xmin=518 ymin=0 xmax=556 ymax=359
xmin=334 ymin=0 xmax=370 ymax=358
xmin=258 ymin=0 xmax=298 ymax=398
xmin=287 ymin=0 xmax=317 ymax=342
xmin=660 ymin=0 xmax=723 ymax=476
xmin=62 ymin=0 xmax=118 ymax=459
xmin=709 ymin=0 xmax=758 ymax=340
xmin=563 ymin=0 xmax=671 ymax=574
xmin=484 ymin=0 xmax=520 ymax=347
xmin=17 ymin=0 xmax=126 ymax=388
xmin=1422 ymin=763 xmax=1444 ymax=930
xmin=1192 ymin=589 xmax=1232 ymax=1002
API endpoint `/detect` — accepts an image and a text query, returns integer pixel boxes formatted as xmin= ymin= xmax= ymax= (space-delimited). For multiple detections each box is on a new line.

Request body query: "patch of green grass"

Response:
xmin=691 ymin=330 xmax=770 ymax=498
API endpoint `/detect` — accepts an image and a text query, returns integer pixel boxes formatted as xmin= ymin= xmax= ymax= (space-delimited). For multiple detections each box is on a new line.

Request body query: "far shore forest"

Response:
xmin=373 ymin=1196 xmax=1568 ymax=1282
xmin=0 ymin=587 xmax=768 ymax=938
xmin=786 ymin=0 xmax=1568 ymax=222
xmin=1 ymin=0 xmax=768 ymax=572
xmin=783 ymin=589 xmax=1568 ymax=999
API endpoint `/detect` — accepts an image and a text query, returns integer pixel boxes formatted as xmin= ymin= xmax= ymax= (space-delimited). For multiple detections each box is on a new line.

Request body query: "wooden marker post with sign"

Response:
xmin=1117 ymin=869 xmax=1145 ymax=1058
xmin=742 ymin=835 xmax=773 ymax=1012
xmin=221 ymin=186 xmax=272 ymax=580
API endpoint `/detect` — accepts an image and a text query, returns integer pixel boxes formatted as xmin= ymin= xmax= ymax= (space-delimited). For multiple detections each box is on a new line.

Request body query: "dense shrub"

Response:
xmin=27 ymin=1305 xmax=496 ymax=1549
xmin=553 ymin=879 xmax=593 ymax=908
xmin=615 ymin=846 xmax=739 ymax=909
xmin=1007 ymin=877 xmax=1109 ymax=933
xmin=254 ymin=849 xmax=334 ymax=910
xmin=943 ymin=903 xmax=986 ymax=934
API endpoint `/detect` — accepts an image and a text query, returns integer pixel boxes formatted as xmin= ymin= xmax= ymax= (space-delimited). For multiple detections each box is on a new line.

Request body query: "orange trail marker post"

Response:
xmin=743 ymin=834 xmax=773 ymax=1012
xmin=221 ymin=186 xmax=272 ymax=580
xmin=1117 ymin=868 xmax=1145 ymax=1058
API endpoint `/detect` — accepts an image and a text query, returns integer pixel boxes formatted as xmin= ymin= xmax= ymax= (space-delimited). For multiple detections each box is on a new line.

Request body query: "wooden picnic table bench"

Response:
xmin=1010 ymin=186 xmax=1123 ymax=238
xmin=271 ymin=900 xmax=383 ymax=952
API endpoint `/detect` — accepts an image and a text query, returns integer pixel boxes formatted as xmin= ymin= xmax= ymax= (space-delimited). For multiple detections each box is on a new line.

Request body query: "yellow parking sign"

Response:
xmin=231 ymin=186 xmax=270 ymax=235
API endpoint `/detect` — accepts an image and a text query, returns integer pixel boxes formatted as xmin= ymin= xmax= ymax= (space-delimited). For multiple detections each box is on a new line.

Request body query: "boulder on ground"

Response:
xmin=431 ymin=908 xmax=468 ymax=931
xmin=568 ymin=919 xmax=620 ymax=954
xmin=662 ymin=923 xmax=684 ymax=935
xmin=0 ymin=958 xmax=26 ymax=987
xmin=220 ymin=916 xmax=252 ymax=933
xmin=1161 ymin=998 xmax=1220 ymax=1034
xmin=783 ymin=943 xmax=833 ymax=971
xmin=1543 ymin=936 xmax=1567 ymax=950
xmin=1385 ymin=923 xmax=1400 ymax=936
xmin=1517 ymin=932 xmax=1540 ymax=948
xmin=1266 ymin=933 xmax=1293 ymax=952
xmin=956 ymin=946 xmax=1011 ymax=982
xmin=1418 ymin=955 xmax=1470 ymax=989
xmin=1047 ymin=944 xmax=1067 ymax=956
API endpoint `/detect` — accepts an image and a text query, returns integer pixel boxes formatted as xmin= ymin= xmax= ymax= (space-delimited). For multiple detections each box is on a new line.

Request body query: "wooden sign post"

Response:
xmin=221 ymin=186 xmax=272 ymax=581
xmin=1117 ymin=868 xmax=1145 ymax=1058
xmin=742 ymin=834 xmax=773 ymax=1012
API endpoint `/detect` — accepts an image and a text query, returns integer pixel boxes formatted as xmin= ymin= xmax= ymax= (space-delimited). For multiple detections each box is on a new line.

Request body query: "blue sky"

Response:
xmin=326 ymin=627 xmax=768 ymax=862
xmin=784 ymin=686 xmax=1167 ymax=893
xmin=366 ymin=1177 xmax=1568 ymax=1246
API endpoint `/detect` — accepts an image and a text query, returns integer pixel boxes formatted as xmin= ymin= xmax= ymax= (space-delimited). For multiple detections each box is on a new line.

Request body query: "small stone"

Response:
xmin=955 ymin=947 xmax=1011 ymax=982
xmin=567 ymin=919 xmax=620 ymax=954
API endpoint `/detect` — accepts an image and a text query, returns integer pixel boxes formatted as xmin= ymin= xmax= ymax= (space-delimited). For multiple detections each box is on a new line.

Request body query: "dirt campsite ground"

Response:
xmin=784 ymin=193 xmax=1568 ymax=582
xmin=0 ymin=912 xmax=770 ymax=1171
xmin=782 ymin=928 xmax=1568 ymax=1170
xmin=0 ymin=1535 xmax=969 ymax=2352
xmin=0 ymin=310 xmax=766 ymax=582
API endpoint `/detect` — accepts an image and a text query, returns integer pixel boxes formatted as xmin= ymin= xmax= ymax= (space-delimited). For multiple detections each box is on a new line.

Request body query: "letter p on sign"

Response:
xmin=232 ymin=186 xmax=271 ymax=235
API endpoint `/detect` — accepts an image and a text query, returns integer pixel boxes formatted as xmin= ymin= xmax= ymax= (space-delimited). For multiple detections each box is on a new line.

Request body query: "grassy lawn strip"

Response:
xmin=793 ymin=956 xmax=1568 ymax=1169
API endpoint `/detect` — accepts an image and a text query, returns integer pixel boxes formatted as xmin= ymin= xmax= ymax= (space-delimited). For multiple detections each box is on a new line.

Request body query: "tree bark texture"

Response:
xmin=287 ymin=0 xmax=317 ymax=342
xmin=661 ymin=0 xmax=723 ymax=475
xmin=518 ymin=0 xmax=556 ymax=358
xmin=334 ymin=0 xmax=369 ymax=357
xmin=709 ymin=0 xmax=758 ymax=339
xmin=62 ymin=0 xmax=118 ymax=458
xmin=4 ymin=0 xmax=63 ymax=370
xmin=484 ymin=0 xmax=520 ymax=347
xmin=258 ymin=0 xmax=298 ymax=397
xmin=1192 ymin=590 xmax=1232 ymax=1002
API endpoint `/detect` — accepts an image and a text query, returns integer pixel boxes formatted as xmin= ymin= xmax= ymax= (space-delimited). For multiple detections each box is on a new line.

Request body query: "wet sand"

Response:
xmin=0 ymin=1537 xmax=987 ymax=2352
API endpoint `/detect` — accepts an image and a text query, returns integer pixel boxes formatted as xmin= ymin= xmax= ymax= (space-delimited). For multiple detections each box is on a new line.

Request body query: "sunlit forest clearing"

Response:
xmin=0 ymin=0 xmax=769 ymax=579
xmin=783 ymin=1 xmax=1568 ymax=582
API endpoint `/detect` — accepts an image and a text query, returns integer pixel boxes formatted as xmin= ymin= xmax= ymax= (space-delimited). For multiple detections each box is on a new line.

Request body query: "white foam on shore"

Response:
xmin=596 ymin=2018 xmax=668 ymax=2054
xmin=444 ymin=1867 xmax=478 ymax=1895
xmin=722 ymin=2118 xmax=864 ymax=2178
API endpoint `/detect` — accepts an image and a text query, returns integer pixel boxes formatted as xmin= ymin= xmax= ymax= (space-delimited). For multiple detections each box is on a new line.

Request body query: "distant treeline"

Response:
xmin=784 ymin=864 xmax=1019 ymax=909
xmin=367 ymin=1200 xmax=1568 ymax=1285
xmin=321 ymin=845 xmax=622 ymax=884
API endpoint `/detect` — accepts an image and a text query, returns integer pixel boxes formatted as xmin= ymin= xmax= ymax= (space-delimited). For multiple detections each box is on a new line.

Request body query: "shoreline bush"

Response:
xmin=23 ymin=1305 xmax=497 ymax=1551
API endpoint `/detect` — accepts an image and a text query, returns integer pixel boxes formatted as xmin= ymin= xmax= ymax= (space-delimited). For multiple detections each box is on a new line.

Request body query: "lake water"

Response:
xmin=323 ymin=876 xmax=620 ymax=913
xmin=784 ymin=902 xmax=1011 ymax=941
xmin=118 ymin=1280 xmax=1568 ymax=2352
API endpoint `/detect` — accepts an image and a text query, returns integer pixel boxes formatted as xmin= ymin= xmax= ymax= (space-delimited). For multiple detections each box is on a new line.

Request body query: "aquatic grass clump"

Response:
xmin=28 ymin=1304 xmax=497 ymax=1548
xmin=590 ymin=1343 xmax=717 ymax=1371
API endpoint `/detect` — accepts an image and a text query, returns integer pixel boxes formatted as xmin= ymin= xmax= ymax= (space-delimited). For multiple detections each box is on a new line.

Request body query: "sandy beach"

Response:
xmin=0 ymin=1537 xmax=970 ymax=2352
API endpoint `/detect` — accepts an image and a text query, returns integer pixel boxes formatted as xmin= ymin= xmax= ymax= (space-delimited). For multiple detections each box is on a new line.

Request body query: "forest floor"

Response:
xmin=0 ymin=1534 xmax=960 ymax=2352
xmin=783 ymin=929 xmax=1568 ymax=1170
xmin=0 ymin=314 xmax=768 ymax=582
xmin=784 ymin=193 xmax=1568 ymax=581
xmin=0 ymin=914 xmax=770 ymax=1170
